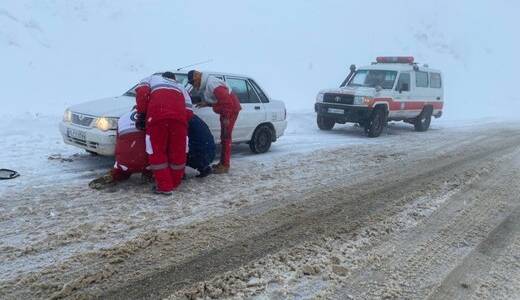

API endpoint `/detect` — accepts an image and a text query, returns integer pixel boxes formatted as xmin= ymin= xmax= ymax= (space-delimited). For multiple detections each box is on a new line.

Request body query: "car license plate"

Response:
xmin=67 ymin=128 xmax=86 ymax=140
xmin=328 ymin=108 xmax=344 ymax=114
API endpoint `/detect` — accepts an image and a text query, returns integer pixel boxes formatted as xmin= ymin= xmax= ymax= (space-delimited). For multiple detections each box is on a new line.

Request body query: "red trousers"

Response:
xmin=146 ymin=119 xmax=187 ymax=192
xmin=219 ymin=112 xmax=239 ymax=167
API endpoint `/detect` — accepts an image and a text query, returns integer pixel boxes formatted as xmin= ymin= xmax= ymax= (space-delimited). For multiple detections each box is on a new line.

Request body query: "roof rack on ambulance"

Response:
xmin=374 ymin=56 xmax=415 ymax=64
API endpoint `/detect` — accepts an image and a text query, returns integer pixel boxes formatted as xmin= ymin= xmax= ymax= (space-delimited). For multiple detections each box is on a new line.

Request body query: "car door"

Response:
xmin=393 ymin=71 xmax=412 ymax=119
xmin=429 ymin=71 xmax=443 ymax=102
xmin=225 ymin=76 xmax=266 ymax=142
xmin=409 ymin=70 xmax=431 ymax=118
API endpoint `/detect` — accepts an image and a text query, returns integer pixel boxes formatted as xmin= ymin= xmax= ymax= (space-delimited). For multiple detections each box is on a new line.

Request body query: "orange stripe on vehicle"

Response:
xmin=372 ymin=98 xmax=444 ymax=111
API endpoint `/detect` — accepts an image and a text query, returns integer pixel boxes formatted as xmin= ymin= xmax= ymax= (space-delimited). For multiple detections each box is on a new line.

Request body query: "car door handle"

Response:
xmin=254 ymin=106 xmax=261 ymax=110
xmin=436 ymin=97 xmax=441 ymax=100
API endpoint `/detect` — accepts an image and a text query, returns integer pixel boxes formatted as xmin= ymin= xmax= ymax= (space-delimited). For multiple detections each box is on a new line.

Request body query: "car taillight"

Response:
xmin=376 ymin=56 xmax=414 ymax=64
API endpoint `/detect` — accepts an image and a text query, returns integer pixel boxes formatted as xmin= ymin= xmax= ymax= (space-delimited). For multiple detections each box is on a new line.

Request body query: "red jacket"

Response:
xmin=202 ymin=75 xmax=242 ymax=115
xmin=114 ymin=111 xmax=147 ymax=173
xmin=136 ymin=75 xmax=193 ymax=125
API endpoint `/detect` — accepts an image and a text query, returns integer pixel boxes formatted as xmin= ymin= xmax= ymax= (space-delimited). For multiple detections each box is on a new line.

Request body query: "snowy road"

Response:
xmin=1 ymin=113 xmax=519 ymax=299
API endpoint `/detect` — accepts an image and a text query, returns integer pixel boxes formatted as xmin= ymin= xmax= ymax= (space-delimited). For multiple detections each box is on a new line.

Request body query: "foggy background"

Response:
xmin=1 ymin=0 xmax=519 ymax=119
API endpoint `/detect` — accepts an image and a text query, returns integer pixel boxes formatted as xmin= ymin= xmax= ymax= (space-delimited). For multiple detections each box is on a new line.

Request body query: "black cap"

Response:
xmin=187 ymin=70 xmax=195 ymax=85
xmin=162 ymin=71 xmax=176 ymax=80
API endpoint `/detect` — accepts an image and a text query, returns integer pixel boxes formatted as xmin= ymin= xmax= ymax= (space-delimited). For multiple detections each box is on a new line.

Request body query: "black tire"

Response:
xmin=414 ymin=107 xmax=432 ymax=132
xmin=365 ymin=107 xmax=387 ymax=137
xmin=249 ymin=125 xmax=273 ymax=154
xmin=317 ymin=115 xmax=335 ymax=130
xmin=86 ymin=150 xmax=98 ymax=156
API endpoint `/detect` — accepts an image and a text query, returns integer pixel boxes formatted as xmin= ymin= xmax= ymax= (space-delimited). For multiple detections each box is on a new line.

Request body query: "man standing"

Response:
xmin=135 ymin=72 xmax=192 ymax=194
xmin=187 ymin=70 xmax=241 ymax=174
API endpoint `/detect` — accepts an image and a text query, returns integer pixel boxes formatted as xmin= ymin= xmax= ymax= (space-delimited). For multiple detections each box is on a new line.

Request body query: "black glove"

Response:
xmin=191 ymin=95 xmax=202 ymax=105
xmin=135 ymin=113 xmax=146 ymax=130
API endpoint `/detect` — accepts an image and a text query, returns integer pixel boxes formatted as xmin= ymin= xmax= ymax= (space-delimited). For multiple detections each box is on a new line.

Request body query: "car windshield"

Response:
xmin=345 ymin=70 xmax=398 ymax=89
xmin=122 ymin=73 xmax=190 ymax=97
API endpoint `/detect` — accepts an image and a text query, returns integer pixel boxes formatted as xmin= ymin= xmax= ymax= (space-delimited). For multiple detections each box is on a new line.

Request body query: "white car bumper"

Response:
xmin=59 ymin=122 xmax=117 ymax=156
xmin=274 ymin=120 xmax=288 ymax=140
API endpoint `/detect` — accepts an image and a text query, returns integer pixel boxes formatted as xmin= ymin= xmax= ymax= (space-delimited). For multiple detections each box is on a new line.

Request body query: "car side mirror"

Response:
xmin=399 ymin=83 xmax=409 ymax=93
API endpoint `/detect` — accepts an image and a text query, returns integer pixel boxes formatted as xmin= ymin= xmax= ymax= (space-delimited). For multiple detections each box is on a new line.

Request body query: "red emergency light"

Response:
xmin=376 ymin=56 xmax=414 ymax=64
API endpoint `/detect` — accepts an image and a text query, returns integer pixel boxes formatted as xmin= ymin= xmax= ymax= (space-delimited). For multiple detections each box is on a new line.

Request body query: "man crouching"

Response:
xmin=89 ymin=110 xmax=215 ymax=189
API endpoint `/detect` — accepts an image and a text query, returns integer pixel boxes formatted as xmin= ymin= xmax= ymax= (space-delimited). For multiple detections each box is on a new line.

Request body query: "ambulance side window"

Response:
xmin=415 ymin=71 xmax=429 ymax=88
xmin=396 ymin=72 xmax=410 ymax=92
xmin=430 ymin=72 xmax=442 ymax=88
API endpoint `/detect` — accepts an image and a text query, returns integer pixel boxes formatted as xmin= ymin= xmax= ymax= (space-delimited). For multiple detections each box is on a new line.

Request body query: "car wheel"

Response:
xmin=317 ymin=115 xmax=335 ymax=130
xmin=365 ymin=107 xmax=386 ymax=138
xmin=249 ymin=125 xmax=273 ymax=154
xmin=414 ymin=107 xmax=432 ymax=132
xmin=86 ymin=150 xmax=98 ymax=156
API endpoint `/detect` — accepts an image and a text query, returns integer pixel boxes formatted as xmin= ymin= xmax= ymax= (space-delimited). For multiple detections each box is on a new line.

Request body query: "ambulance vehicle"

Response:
xmin=315 ymin=56 xmax=443 ymax=137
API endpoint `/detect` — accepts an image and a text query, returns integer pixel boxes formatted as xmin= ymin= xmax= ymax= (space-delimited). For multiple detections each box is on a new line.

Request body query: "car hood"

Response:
xmin=68 ymin=95 xmax=135 ymax=118
xmin=319 ymin=86 xmax=377 ymax=96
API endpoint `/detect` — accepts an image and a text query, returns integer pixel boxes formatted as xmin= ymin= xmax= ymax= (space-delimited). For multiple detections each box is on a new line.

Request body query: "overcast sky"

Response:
xmin=1 ymin=0 xmax=519 ymax=118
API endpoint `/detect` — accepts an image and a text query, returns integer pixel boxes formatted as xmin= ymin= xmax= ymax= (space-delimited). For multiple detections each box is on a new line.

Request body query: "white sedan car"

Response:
xmin=60 ymin=71 xmax=287 ymax=155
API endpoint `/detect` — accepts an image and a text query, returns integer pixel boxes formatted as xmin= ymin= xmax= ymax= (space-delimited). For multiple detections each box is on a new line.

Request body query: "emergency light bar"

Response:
xmin=376 ymin=56 xmax=414 ymax=64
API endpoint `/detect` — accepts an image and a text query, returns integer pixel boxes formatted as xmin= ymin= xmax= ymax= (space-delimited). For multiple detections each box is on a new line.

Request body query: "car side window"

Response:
xmin=249 ymin=80 xmax=269 ymax=103
xmin=246 ymin=81 xmax=261 ymax=103
xmin=226 ymin=77 xmax=260 ymax=103
xmin=415 ymin=71 xmax=429 ymax=88
xmin=396 ymin=72 xmax=410 ymax=92
xmin=430 ymin=72 xmax=442 ymax=88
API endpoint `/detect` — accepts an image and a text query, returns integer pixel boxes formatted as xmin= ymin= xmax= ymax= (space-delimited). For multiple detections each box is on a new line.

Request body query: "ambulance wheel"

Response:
xmin=86 ymin=150 xmax=98 ymax=156
xmin=249 ymin=125 xmax=272 ymax=154
xmin=317 ymin=115 xmax=335 ymax=130
xmin=414 ymin=107 xmax=432 ymax=132
xmin=365 ymin=107 xmax=386 ymax=138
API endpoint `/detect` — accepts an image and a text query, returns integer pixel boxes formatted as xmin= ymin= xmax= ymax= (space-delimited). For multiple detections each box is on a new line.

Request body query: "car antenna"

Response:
xmin=176 ymin=59 xmax=213 ymax=71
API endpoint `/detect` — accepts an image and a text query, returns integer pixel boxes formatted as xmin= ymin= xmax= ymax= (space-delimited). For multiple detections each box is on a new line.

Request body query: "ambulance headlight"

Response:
xmin=63 ymin=109 xmax=72 ymax=123
xmin=316 ymin=93 xmax=324 ymax=102
xmin=95 ymin=117 xmax=118 ymax=131
xmin=353 ymin=96 xmax=373 ymax=106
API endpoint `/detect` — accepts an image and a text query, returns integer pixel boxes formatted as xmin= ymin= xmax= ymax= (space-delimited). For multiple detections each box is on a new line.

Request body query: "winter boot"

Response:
xmin=89 ymin=173 xmax=115 ymax=190
xmin=141 ymin=171 xmax=154 ymax=184
xmin=152 ymin=186 xmax=173 ymax=196
xmin=196 ymin=165 xmax=212 ymax=178
xmin=212 ymin=163 xmax=229 ymax=174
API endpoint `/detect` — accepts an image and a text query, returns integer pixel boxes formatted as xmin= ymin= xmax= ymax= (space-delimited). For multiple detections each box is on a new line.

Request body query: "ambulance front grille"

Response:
xmin=323 ymin=93 xmax=354 ymax=105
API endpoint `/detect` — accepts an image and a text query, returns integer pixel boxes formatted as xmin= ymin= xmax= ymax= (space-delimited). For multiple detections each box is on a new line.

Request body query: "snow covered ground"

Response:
xmin=1 ymin=112 xmax=519 ymax=299
xmin=0 ymin=111 xmax=505 ymax=195
xmin=2 ymin=1 xmax=520 ymax=298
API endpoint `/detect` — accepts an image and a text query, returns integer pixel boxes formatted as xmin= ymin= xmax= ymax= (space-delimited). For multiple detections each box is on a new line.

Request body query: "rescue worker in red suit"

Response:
xmin=88 ymin=109 xmax=152 ymax=189
xmin=188 ymin=70 xmax=241 ymax=174
xmin=135 ymin=72 xmax=193 ymax=195
xmin=88 ymin=108 xmax=216 ymax=190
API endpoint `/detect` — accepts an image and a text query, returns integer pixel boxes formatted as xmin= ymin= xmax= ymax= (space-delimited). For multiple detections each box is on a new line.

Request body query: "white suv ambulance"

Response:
xmin=315 ymin=56 xmax=444 ymax=137
xmin=60 ymin=71 xmax=287 ymax=155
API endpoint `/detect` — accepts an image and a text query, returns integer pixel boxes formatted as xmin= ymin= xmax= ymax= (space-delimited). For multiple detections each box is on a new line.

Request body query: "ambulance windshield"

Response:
xmin=345 ymin=70 xmax=397 ymax=89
